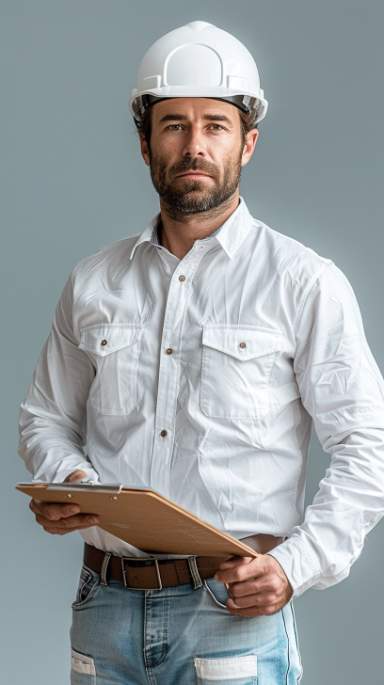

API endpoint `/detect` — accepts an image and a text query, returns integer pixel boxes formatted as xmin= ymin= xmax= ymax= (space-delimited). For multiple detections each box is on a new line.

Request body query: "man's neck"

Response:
xmin=157 ymin=192 xmax=240 ymax=259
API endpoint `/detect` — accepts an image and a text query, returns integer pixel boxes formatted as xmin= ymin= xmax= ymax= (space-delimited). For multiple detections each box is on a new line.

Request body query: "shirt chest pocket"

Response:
xmin=78 ymin=324 xmax=143 ymax=415
xmin=199 ymin=325 xmax=283 ymax=421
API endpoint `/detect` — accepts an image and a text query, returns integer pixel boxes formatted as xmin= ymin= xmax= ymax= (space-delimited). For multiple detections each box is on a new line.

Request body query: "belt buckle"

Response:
xmin=120 ymin=556 xmax=163 ymax=591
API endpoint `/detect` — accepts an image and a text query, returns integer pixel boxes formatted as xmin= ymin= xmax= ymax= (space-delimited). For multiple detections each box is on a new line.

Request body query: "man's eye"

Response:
xmin=165 ymin=124 xmax=225 ymax=131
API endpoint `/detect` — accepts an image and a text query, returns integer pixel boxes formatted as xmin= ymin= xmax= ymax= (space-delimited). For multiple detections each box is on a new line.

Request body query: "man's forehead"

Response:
xmin=151 ymin=97 xmax=238 ymax=121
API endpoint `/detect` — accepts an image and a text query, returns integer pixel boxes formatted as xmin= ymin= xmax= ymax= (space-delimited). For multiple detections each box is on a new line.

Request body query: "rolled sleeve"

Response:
xmin=18 ymin=271 xmax=100 ymax=484
xmin=268 ymin=261 xmax=384 ymax=598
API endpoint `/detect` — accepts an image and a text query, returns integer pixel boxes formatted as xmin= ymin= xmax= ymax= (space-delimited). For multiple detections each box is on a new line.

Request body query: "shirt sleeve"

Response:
xmin=17 ymin=270 xmax=100 ymax=484
xmin=267 ymin=260 xmax=384 ymax=598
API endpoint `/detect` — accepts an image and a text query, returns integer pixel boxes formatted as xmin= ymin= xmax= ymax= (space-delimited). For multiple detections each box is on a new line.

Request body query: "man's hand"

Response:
xmin=213 ymin=553 xmax=293 ymax=617
xmin=29 ymin=469 xmax=100 ymax=535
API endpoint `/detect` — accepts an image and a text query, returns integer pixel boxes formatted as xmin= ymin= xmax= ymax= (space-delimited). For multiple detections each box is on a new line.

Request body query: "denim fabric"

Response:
xmin=70 ymin=563 xmax=303 ymax=684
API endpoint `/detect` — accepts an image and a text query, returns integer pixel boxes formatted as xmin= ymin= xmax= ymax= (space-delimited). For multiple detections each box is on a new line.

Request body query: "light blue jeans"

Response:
xmin=70 ymin=561 xmax=303 ymax=684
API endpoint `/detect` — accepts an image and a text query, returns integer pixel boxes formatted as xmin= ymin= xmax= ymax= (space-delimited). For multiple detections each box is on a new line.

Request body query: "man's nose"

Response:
xmin=181 ymin=127 xmax=207 ymax=158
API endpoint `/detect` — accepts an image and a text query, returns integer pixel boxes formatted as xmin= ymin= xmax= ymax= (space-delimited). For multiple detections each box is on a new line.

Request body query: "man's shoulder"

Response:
xmin=73 ymin=235 xmax=139 ymax=272
xmin=67 ymin=234 xmax=141 ymax=297
xmin=254 ymin=217 xmax=334 ymax=290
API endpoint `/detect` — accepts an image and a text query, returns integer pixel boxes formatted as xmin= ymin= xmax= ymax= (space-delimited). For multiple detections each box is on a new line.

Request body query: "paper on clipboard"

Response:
xmin=16 ymin=482 xmax=259 ymax=559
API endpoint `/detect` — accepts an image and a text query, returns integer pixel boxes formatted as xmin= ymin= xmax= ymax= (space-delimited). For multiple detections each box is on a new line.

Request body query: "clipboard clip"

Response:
xmin=47 ymin=482 xmax=125 ymax=493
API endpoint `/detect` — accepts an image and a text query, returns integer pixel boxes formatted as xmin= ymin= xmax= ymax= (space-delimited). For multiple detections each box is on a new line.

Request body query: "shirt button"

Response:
xmin=239 ymin=341 xmax=247 ymax=349
xmin=178 ymin=274 xmax=186 ymax=282
xmin=160 ymin=429 xmax=168 ymax=438
xmin=165 ymin=348 xmax=173 ymax=355
xmin=100 ymin=339 xmax=108 ymax=347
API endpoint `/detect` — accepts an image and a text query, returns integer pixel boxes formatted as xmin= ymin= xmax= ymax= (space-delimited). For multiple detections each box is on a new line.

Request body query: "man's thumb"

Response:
xmin=64 ymin=469 xmax=88 ymax=483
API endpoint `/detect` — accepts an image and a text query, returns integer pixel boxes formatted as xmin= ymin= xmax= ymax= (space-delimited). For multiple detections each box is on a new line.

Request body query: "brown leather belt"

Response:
xmin=83 ymin=533 xmax=284 ymax=590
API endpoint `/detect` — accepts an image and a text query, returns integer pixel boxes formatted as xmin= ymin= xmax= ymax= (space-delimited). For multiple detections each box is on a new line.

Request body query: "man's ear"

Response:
xmin=241 ymin=129 xmax=259 ymax=168
xmin=139 ymin=133 xmax=151 ymax=166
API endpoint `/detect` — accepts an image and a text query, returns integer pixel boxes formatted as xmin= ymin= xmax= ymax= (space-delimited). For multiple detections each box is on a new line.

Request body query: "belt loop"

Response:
xmin=100 ymin=552 xmax=112 ymax=586
xmin=187 ymin=556 xmax=203 ymax=590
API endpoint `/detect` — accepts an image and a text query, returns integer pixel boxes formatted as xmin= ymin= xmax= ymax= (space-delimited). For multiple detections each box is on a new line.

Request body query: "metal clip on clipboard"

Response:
xmin=47 ymin=482 xmax=124 ymax=494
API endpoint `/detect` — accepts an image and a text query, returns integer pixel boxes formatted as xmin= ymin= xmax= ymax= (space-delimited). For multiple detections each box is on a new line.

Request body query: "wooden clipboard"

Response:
xmin=16 ymin=482 xmax=259 ymax=559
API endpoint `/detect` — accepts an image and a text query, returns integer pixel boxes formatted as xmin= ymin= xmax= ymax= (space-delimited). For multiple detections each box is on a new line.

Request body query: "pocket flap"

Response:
xmin=202 ymin=325 xmax=283 ymax=361
xmin=78 ymin=324 xmax=143 ymax=356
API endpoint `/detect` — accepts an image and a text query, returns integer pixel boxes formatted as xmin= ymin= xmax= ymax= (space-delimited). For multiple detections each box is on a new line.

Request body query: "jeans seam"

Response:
xmin=281 ymin=607 xmax=290 ymax=684
xmin=143 ymin=590 xmax=153 ymax=683
xmin=290 ymin=601 xmax=304 ymax=682
xmin=143 ymin=591 xmax=169 ymax=673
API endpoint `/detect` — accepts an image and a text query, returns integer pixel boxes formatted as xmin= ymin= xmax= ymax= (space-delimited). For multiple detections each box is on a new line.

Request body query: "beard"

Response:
xmin=148 ymin=148 xmax=243 ymax=217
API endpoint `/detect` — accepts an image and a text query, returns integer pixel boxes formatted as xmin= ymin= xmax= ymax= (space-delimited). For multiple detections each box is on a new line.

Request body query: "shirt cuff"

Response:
xmin=266 ymin=535 xmax=323 ymax=599
xmin=32 ymin=459 xmax=100 ymax=484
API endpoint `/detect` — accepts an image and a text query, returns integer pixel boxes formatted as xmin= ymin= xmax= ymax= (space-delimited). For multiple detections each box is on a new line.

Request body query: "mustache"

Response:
xmin=173 ymin=161 xmax=215 ymax=176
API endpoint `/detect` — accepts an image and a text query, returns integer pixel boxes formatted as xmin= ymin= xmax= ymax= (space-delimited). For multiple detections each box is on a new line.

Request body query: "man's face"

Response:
xmin=139 ymin=98 xmax=258 ymax=215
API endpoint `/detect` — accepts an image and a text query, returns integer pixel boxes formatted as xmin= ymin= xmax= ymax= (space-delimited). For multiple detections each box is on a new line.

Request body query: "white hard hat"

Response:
xmin=130 ymin=20 xmax=268 ymax=128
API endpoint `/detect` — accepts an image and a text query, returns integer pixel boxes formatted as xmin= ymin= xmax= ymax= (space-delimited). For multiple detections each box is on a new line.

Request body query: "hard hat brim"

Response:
xmin=130 ymin=89 xmax=268 ymax=126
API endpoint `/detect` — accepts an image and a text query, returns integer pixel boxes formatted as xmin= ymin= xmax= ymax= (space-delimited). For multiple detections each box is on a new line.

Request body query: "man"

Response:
xmin=18 ymin=20 xmax=384 ymax=684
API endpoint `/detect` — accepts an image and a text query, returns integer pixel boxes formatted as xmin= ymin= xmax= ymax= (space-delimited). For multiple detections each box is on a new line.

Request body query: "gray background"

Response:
xmin=1 ymin=1 xmax=383 ymax=683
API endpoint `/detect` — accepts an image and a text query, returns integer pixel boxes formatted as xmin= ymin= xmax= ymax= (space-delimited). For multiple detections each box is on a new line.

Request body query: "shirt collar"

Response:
xmin=128 ymin=195 xmax=255 ymax=261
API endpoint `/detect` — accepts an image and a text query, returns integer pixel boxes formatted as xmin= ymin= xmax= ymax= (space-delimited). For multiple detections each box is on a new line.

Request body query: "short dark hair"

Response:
xmin=239 ymin=110 xmax=259 ymax=147
xmin=134 ymin=105 xmax=258 ymax=150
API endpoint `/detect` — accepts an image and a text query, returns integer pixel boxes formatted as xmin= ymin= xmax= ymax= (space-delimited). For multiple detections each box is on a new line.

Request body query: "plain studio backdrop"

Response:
xmin=1 ymin=1 xmax=383 ymax=683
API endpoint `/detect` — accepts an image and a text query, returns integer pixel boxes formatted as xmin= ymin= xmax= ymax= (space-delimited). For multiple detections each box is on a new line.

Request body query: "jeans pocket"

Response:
xmin=72 ymin=565 xmax=101 ymax=610
xmin=203 ymin=577 xmax=229 ymax=609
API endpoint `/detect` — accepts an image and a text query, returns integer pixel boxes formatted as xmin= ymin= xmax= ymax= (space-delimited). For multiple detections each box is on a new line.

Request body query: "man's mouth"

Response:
xmin=176 ymin=172 xmax=211 ymax=178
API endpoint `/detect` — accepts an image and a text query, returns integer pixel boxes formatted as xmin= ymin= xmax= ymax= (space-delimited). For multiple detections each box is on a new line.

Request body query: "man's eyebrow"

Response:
xmin=158 ymin=113 xmax=233 ymax=126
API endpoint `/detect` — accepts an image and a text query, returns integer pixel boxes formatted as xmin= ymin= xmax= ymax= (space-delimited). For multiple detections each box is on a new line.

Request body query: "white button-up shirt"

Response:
xmin=18 ymin=196 xmax=384 ymax=598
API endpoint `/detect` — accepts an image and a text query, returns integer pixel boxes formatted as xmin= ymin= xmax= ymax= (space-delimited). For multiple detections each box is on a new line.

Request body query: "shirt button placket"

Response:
xmin=150 ymin=246 xmax=204 ymax=495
